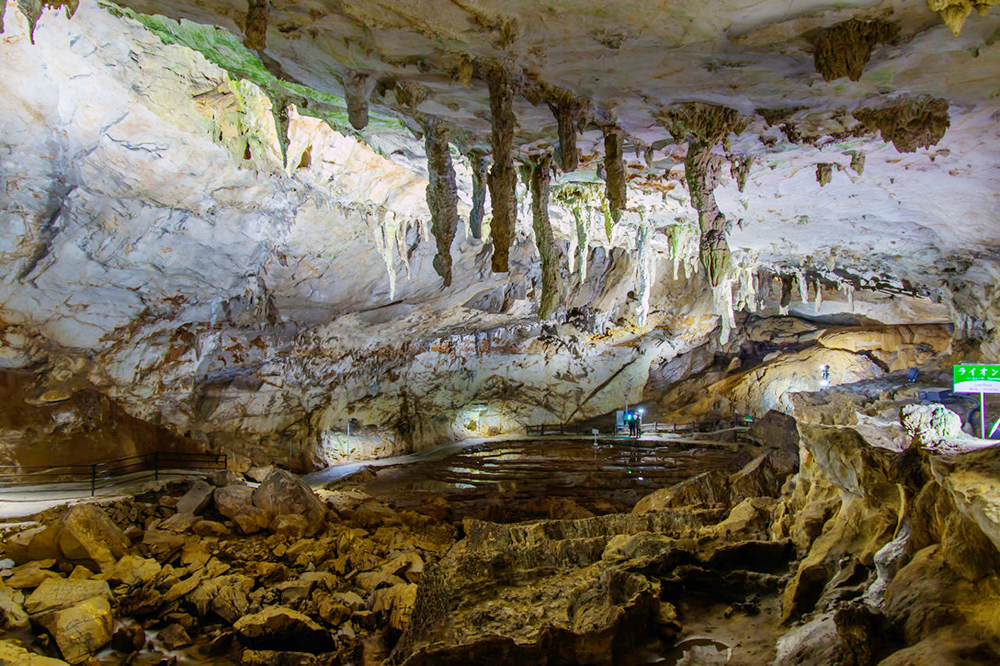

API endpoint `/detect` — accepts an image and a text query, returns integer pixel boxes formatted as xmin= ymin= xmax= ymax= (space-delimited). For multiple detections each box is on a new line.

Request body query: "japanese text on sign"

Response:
xmin=953 ymin=364 xmax=1000 ymax=394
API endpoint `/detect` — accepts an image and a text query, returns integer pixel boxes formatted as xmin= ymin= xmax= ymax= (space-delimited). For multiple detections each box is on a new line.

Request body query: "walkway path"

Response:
xmin=0 ymin=430 xmax=745 ymax=522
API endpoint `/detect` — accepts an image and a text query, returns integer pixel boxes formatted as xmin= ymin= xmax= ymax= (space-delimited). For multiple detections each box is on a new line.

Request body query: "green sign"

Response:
xmin=953 ymin=364 xmax=1000 ymax=394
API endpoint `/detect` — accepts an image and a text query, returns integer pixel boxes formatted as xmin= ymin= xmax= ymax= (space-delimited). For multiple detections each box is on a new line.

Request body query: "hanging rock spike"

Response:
xmin=530 ymin=153 xmax=560 ymax=319
xmin=468 ymin=151 xmax=488 ymax=240
xmin=243 ymin=0 xmax=268 ymax=50
xmin=423 ymin=120 xmax=459 ymax=287
xmin=550 ymin=96 xmax=581 ymax=172
xmin=486 ymin=62 xmax=516 ymax=273
xmin=685 ymin=142 xmax=731 ymax=288
xmin=344 ymin=71 xmax=376 ymax=130
xmin=603 ymin=126 xmax=626 ymax=222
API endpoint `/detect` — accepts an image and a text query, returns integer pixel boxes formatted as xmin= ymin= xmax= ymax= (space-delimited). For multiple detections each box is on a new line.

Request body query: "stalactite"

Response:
xmin=730 ymin=155 xmax=754 ymax=192
xmin=344 ymin=71 xmax=376 ymax=130
xmin=850 ymin=151 xmax=866 ymax=175
xmin=530 ymin=154 xmax=560 ymax=319
xmin=550 ymin=97 xmax=580 ymax=172
xmin=16 ymin=0 xmax=78 ymax=44
xmin=667 ymin=224 xmax=698 ymax=281
xmin=602 ymin=198 xmax=614 ymax=242
xmin=780 ymin=274 xmax=793 ymax=315
xmin=370 ymin=207 xmax=399 ymax=299
xmin=243 ymin=0 xmax=268 ymax=50
xmin=713 ymin=281 xmax=736 ymax=345
xmin=798 ymin=269 xmax=809 ymax=304
xmin=816 ymin=163 xmax=834 ymax=186
xmin=814 ymin=280 xmax=824 ymax=312
xmin=685 ymin=142 xmax=731 ymax=288
xmin=468 ymin=152 xmax=488 ymax=240
xmin=731 ymin=256 xmax=758 ymax=313
xmin=572 ymin=205 xmax=591 ymax=285
xmin=812 ymin=18 xmax=900 ymax=82
xmin=635 ymin=222 xmax=652 ymax=327
xmin=270 ymin=97 xmax=290 ymax=168
xmin=397 ymin=217 xmax=412 ymax=279
xmin=423 ymin=120 xmax=459 ymax=287
xmin=853 ymin=96 xmax=950 ymax=153
xmin=486 ymin=63 xmax=516 ymax=273
xmin=603 ymin=127 xmax=626 ymax=222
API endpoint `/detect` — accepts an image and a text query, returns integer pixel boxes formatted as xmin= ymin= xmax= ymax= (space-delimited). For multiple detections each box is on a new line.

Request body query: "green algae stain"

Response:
xmin=99 ymin=1 xmax=406 ymax=141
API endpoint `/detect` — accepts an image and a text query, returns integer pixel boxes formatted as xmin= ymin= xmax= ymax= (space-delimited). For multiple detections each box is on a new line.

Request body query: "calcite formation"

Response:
xmin=602 ymin=126 xmax=627 ymax=223
xmin=928 ymin=0 xmax=1000 ymax=35
xmin=485 ymin=62 xmax=516 ymax=273
xmin=684 ymin=143 xmax=731 ymax=288
xmin=467 ymin=151 xmax=488 ymax=240
xmin=812 ymin=18 xmax=900 ymax=82
xmin=529 ymin=154 xmax=559 ymax=319
xmin=423 ymin=121 xmax=459 ymax=287
xmin=242 ymin=0 xmax=266 ymax=50
xmin=730 ymin=155 xmax=754 ymax=193
xmin=343 ymin=71 xmax=377 ymax=131
xmin=816 ymin=163 xmax=834 ymax=186
xmin=550 ymin=95 xmax=581 ymax=173
xmin=853 ymin=96 xmax=951 ymax=153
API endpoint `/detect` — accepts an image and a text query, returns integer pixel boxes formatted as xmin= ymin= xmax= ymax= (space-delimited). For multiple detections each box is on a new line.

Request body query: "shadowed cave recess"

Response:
xmin=2 ymin=0 xmax=1000 ymax=664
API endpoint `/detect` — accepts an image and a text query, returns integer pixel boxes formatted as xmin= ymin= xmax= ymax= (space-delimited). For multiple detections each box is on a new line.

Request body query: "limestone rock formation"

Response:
xmin=485 ymin=61 xmax=516 ymax=273
xmin=812 ymin=19 xmax=900 ymax=82
xmin=252 ymin=468 xmax=328 ymax=536
xmin=853 ymin=96 xmax=951 ymax=153
xmin=424 ymin=121 xmax=459 ymax=287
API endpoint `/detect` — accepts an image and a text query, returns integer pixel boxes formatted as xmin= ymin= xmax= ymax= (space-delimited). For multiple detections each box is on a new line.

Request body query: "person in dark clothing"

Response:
xmin=625 ymin=411 xmax=635 ymax=437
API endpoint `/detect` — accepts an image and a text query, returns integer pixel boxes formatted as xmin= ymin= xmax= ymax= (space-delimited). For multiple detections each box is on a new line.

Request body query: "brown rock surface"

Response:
xmin=252 ymin=469 xmax=328 ymax=536
xmin=234 ymin=606 xmax=336 ymax=653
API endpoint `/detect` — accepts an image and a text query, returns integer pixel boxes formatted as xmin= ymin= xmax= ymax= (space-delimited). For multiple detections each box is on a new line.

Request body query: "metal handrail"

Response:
xmin=0 ymin=451 xmax=227 ymax=496
xmin=527 ymin=418 xmax=748 ymax=437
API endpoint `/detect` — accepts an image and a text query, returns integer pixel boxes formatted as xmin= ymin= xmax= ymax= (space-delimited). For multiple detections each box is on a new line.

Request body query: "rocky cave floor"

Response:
xmin=3 ymin=395 xmax=1000 ymax=666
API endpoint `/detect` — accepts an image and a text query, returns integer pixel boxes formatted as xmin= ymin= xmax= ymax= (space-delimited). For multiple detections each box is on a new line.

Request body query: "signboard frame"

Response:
xmin=953 ymin=364 xmax=1000 ymax=438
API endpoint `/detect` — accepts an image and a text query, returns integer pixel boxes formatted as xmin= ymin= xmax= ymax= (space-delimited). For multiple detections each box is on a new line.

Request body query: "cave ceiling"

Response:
xmin=1 ymin=0 xmax=999 ymax=386
xmin=98 ymin=0 xmax=1000 ymax=283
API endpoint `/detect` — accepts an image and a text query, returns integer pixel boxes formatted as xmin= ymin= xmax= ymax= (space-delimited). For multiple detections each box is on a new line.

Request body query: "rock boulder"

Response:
xmin=234 ymin=606 xmax=335 ymax=653
xmin=252 ymin=469 xmax=327 ymax=536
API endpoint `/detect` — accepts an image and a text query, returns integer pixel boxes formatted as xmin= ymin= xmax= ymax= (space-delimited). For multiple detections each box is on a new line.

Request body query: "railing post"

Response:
xmin=154 ymin=452 xmax=159 ymax=481
xmin=90 ymin=464 xmax=96 ymax=497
